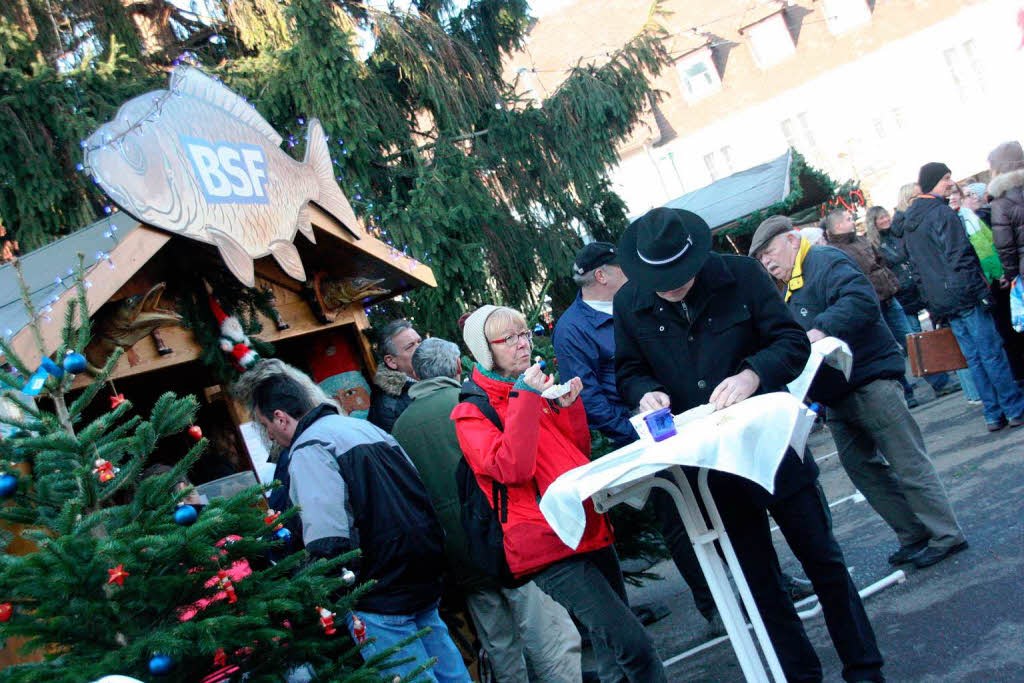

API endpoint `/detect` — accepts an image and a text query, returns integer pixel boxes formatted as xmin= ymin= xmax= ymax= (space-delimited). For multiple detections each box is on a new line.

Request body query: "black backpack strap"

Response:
xmin=459 ymin=378 xmax=510 ymax=517
xmin=459 ymin=378 xmax=503 ymax=433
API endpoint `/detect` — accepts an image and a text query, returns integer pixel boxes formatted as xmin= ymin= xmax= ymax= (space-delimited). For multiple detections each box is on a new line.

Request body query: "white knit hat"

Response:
xmin=462 ymin=305 xmax=498 ymax=371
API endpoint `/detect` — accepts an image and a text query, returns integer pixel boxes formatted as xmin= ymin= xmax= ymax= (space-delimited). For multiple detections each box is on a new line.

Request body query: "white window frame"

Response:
xmin=675 ymin=47 xmax=721 ymax=104
xmin=746 ymin=13 xmax=795 ymax=69
xmin=823 ymin=0 xmax=872 ymax=35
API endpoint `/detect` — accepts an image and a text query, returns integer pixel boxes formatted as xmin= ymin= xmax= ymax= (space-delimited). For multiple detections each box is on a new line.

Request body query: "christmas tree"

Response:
xmin=0 ymin=258 xmax=412 ymax=681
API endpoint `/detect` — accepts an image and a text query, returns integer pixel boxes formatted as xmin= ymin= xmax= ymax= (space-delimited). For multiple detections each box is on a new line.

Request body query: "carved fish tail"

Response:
xmin=304 ymin=118 xmax=361 ymax=239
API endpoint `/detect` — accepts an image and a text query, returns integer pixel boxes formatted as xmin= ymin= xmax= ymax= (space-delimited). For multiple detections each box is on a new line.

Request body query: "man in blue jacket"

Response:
xmin=751 ymin=215 xmax=967 ymax=569
xmin=553 ymin=242 xmax=634 ymax=445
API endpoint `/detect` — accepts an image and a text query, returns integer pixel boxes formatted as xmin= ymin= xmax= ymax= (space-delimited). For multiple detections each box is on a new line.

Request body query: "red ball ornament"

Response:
xmin=0 ymin=603 xmax=12 ymax=622
xmin=188 ymin=425 xmax=203 ymax=441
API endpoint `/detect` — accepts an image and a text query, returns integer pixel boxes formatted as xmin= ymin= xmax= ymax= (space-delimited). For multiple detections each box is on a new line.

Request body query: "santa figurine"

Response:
xmin=93 ymin=458 xmax=118 ymax=483
xmin=263 ymin=509 xmax=282 ymax=530
xmin=204 ymin=281 xmax=260 ymax=372
xmin=317 ymin=606 xmax=337 ymax=636
xmin=217 ymin=570 xmax=238 ymax=604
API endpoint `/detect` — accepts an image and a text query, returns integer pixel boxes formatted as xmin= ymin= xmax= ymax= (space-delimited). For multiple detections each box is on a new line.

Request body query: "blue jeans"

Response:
xmin=881 ymin=299 xmax=916 ymax=398
xmin=948 ymin=305 xmax=1024 ymax=424
xmin=956 ymin=368 xmax=980 ymax=401
xmin=349 ymin=603 xmax=471 ymax=682
xmin=903 ymin=311 xmax=952 ymax=392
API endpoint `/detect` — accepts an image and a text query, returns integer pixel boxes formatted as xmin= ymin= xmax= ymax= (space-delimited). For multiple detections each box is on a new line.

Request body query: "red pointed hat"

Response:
xmin=617 ymin=208 xmax=712 ymax=293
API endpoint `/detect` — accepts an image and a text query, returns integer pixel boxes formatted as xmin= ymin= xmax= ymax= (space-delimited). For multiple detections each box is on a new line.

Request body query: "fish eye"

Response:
xmin=118 ymin=136 xmax=147 ymax=173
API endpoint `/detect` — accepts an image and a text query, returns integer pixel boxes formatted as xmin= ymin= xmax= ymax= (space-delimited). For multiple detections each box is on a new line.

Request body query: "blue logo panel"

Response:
xmin=180 ymin=135 xmax=271 ymax=205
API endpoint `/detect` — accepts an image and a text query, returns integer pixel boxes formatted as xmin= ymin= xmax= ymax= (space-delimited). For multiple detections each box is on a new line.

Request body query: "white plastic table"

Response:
xmin=539 ymin=339 xmax=858 ymax=682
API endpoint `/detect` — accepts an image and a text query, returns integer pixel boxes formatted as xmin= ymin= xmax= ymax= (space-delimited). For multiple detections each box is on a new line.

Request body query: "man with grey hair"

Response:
xmin=392 ymin=339 xmax=583 ymax=683
xmin=239 ymin=358 xmax=469 ymax=681
xmin=368 ymin=318 xmax=422 ymax=432
xmin=751 ymin=216 xmax=967 ymax=569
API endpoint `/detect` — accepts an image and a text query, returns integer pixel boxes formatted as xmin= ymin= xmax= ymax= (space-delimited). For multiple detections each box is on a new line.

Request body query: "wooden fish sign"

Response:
xmin=83 ymin=66 xmax=361 ymax=286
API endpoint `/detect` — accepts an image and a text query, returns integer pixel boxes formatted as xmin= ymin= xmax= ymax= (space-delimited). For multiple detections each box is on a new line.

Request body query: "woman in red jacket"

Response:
xmin=452 ymin=305 xmax=665 ymax=683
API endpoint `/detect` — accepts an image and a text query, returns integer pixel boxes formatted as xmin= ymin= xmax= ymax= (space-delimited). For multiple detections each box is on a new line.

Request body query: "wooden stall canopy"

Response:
xmin=0 ymin=205 xmax=435 ymax=384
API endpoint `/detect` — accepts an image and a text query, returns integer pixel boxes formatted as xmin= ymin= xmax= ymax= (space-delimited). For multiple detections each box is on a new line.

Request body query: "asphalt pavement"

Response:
xmin=624 ymin=384 xmax=1024 ymax=682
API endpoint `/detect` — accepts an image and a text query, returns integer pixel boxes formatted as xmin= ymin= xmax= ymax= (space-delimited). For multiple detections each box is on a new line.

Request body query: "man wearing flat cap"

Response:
xmin=750 ymin=215 xmax=967 ymax=572
xmin=615 ymin=207 xmax=884 ymax=683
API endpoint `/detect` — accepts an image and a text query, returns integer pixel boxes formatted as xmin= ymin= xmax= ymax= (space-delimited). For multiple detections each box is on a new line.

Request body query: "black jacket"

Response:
xmin=785 ymin=246 xmax=905 ymax=403
xmin=368 ymin=368 xmax=415 ymax=433
xmin=614 ymin=253 xmax=817 ymax=505
xmin=285 ymin=404 xmax=445 ymax=614
xmin=877 ymin=215 xmax=926 ymax=314
xmin=897 ymin=195 xmax=989 ymax=319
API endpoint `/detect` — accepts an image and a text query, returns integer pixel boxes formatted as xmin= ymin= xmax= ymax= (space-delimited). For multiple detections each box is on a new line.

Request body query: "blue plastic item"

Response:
xmin=39 ymin=357 xmax=64 ymax=379
xmin=644 ymin=407 xmax=677 ymax=442
xmin=1011 ymin=276 xmax=1024 ymax=332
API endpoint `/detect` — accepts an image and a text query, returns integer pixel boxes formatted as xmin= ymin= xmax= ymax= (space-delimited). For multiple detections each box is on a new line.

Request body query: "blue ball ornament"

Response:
xmin=274 ymin=526 xmax=293 ymax=548
xmin=0 ymin=474 xmax=18 ymax=498
xmin=148 ymin=654 xmax=173 ymax=675
xmin=173 ymin=505 xmax=198 ymax=526
xmin=63 ymin=352 xmax=87 ymax=374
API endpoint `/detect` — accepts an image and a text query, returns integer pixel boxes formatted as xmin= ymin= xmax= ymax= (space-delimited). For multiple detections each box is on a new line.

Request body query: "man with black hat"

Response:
xmin=614 ymin=207 xmax=884 ymax=683
xmin=554 ymin=241 xmax=723 ymax=631
xmin=750 ymin=215 xmax=967 ymax=571
xmin=898 ymin=162 xmax=1024 ymax=432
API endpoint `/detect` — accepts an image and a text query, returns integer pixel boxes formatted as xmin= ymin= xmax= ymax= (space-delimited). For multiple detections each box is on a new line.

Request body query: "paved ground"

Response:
xmin=624 ymin=384 xmax=1024 ymax=682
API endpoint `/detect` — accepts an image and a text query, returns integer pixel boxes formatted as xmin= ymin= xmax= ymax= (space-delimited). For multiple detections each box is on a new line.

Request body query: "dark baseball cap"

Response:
xmin=573 ymin=242 xmax=618 ymax=276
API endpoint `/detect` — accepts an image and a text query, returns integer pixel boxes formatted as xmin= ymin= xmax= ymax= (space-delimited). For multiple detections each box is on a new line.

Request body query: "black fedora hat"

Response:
xmin=617 ymin=208 xmax=712 ymax=292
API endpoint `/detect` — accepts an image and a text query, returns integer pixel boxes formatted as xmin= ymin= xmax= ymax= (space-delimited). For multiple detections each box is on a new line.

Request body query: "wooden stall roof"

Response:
xmin=0 ymin=207 xmax=435 ymax=376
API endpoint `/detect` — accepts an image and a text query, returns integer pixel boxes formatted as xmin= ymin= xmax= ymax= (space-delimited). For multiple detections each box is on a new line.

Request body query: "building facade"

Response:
xmin=507 ymin=0 xmax=1020 ymax=216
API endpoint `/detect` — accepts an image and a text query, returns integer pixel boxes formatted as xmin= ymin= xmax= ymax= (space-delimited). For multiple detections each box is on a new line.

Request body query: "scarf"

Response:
xmin=785 ymin=238 xmax=812 ymax=303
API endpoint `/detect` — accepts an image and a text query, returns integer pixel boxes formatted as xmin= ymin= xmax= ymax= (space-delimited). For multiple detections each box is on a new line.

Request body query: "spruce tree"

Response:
xmin=0 ymin=259 xmax=406 ymax=681
xmin=0 ymin=0 xmax=673 ymax=340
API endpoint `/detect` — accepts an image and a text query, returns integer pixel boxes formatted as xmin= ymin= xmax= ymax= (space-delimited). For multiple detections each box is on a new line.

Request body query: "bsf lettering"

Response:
xmin=183 ymin=138 xmax=269 ymax=203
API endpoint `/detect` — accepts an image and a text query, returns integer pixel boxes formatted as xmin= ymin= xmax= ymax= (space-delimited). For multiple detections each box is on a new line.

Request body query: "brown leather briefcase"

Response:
xmin=907 ymin=328 xmax=968 ymax=376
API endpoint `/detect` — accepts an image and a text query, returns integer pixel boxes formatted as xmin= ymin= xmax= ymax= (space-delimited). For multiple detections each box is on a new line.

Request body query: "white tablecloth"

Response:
xmin=540 ymin=392 xmax=818 ymax=549
xmin=539 ymin=337 xmax=853 ymax=550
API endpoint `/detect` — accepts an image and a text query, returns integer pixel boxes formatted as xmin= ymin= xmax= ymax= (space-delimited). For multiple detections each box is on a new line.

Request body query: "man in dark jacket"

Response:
xmin=876 ymin=208 xmax=955 ymax=397
xmin=553 ymin=242 xmax=726 ymax=629
xmin=615 ymin=207 xmax=883 ymax=683
xmin=244 ymin=360 xmax=469 ymax=682
xmin=367 ymin=318 xmax=420 ymax=432
xmin=824 ymin=209 xmax=920 ymax=406
xmin=392 ymin=338 xmax=583 ymax=682
xmin=750 ymin=217 xmax=967 ymax=570
xmin=898 ymin=162 xmax=1024 ymax=431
